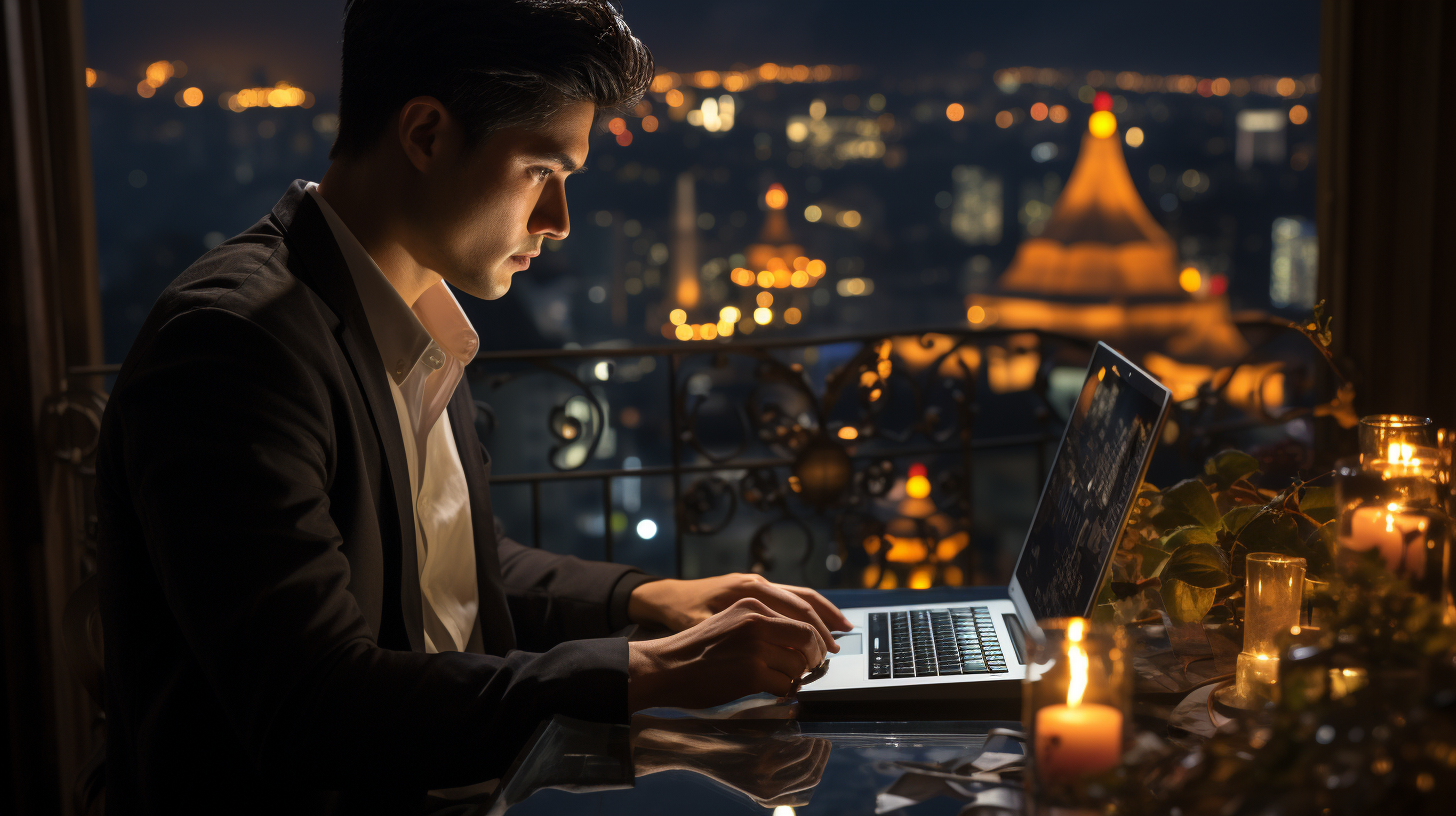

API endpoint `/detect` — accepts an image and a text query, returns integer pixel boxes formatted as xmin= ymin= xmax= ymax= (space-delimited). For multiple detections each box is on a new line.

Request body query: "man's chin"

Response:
xmin=450 ymin=269 xmax=514 ymax=301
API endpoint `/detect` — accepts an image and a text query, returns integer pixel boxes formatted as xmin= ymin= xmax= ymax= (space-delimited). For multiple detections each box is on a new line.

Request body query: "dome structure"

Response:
xmin=971 ymin=100 xmax=1248 ymax=370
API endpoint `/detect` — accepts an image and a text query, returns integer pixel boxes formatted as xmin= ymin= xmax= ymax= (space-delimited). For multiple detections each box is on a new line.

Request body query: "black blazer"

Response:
xmin=96 ymin=180 xmax=656 ymax=814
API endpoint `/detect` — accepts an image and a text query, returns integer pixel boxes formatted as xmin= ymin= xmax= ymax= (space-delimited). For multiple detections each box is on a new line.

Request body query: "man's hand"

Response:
xmin=627 ymin=597 xmax=829 ymax=711
xmin=628 ymin=573 xmax=853 ymax=649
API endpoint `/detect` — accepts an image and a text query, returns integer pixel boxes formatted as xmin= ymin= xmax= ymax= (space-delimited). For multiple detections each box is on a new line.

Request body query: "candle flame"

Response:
xmin=1066 ymin=617 xmax=1088 ymax=708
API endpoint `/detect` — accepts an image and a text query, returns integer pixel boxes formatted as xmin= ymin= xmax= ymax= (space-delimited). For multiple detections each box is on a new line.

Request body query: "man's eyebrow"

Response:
xmin=532 ymin=151 xmax=585 ymax=174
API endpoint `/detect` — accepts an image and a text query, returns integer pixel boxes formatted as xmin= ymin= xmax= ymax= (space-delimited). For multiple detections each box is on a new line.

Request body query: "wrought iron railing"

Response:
xmin=66 ymin=318 xmax=1337 ymax=591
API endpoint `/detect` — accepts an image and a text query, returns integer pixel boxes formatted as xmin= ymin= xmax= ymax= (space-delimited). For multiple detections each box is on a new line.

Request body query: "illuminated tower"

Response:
xmin=971 ymin=93 xmax=1247 ymax=372
xmin=672 ymin=171 xmax=700 ymax=309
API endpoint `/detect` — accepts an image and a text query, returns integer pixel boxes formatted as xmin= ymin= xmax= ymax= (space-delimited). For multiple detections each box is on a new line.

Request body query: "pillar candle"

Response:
xmin=1033 ymin=703 xmax=1122 ymax=781
xmin=1343 ymin=504 xmax=1429 ymax=577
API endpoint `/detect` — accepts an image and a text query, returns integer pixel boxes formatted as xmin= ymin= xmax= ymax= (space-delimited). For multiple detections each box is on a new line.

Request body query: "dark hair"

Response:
xmin=331 ymin=0 xmax=654 ymax=159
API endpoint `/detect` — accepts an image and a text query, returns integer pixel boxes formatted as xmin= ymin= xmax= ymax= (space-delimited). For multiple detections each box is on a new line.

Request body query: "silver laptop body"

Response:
xmin=799 ymin=342 xmax=1171 ymax=703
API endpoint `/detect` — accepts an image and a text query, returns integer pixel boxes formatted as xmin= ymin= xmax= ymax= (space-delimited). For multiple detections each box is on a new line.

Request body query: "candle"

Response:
xmin=1034 ymin=703 xmax=1123 ymax=780
xmin=1343 ymin=503 xmax=1429 ymax=577
xmin=1032 ymin=618 xmax=1122 ymax=781
xmin=1234 ymin=554 xmax=1305 ymax=707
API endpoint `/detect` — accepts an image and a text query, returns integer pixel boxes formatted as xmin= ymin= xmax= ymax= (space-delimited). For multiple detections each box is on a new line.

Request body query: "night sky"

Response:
xmin=84 ymin=0 xmax=1322 ymax=103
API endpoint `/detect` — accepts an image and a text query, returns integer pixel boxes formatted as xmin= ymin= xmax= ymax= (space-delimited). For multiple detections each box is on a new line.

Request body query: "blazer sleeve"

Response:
xmin=494 ymin=525 xmax=661 ymax=650
xmin=115 ymin=306 xmax=628 ymax=789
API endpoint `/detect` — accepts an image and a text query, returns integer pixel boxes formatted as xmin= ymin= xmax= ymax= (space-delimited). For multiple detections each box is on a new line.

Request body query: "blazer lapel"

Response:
xmin=271 ymin=181 xmax=426 ymax=653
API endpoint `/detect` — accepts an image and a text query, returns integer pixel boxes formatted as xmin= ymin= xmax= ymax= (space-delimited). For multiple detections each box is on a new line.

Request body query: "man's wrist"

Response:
xmin=627 ymin=578 xmax=679 ymax=628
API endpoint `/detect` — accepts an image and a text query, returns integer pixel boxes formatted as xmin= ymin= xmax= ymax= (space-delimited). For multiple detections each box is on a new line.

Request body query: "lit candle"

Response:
xmin=1033 ymin=619 xmax=1122 ymax=780
xmin=1234 ymin=554 xmax=1305 ymax=706
xmin=1343 ymin=503 xmax=1429 ymax=577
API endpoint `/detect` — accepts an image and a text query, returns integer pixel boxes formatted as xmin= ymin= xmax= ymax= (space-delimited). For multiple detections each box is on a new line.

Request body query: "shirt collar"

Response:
xmin=306 ymin=183 xmax=478 ymax=383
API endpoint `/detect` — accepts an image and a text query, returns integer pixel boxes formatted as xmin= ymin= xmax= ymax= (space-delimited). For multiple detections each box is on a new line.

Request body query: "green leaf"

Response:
xmin=1160 ymin=525 xmax=1219 ymax=551
xmin=1131 ymin=542 xmax=1172 ymax=578
xmin=1163 ymin=578 xmax=1216 ymax=624
xmin=1160 ymin=542 xmax=1233 ymax=588
xmin=1204 ymin=450 xmax=1261 ymax=491
xmin=1236 ymin=512 xmax=1303 ymax=557
xmin=1161 ymin=478 xmax=1220 ymax=528
xmin=1299 ymin=486 xmax=1337 ymax=524
xmin=1221 ymin=505 xmax=1264 ymax=536
xmin=1149 ymin=510 xmax=1199 ymax=534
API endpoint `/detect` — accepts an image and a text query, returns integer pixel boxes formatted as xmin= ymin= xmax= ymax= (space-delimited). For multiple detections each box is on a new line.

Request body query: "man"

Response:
xmin=95 ymin=1 xmax=851 ymax=812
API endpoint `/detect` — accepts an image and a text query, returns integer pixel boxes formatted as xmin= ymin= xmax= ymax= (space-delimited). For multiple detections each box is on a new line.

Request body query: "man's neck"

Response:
xmin=316 ymin=162 xmax=442 ymax=307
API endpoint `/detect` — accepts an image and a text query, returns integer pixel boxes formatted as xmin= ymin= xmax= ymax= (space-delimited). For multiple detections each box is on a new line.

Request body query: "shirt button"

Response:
xmin=424 ymin=347 xmax=446 ymax=370
xmin=394 ymin=360 xmax=406 ymax=378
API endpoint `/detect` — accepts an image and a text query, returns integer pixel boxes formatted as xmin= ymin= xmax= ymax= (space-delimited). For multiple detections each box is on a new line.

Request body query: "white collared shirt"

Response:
xmin=307 ymin=182 xmax=480 ymax=654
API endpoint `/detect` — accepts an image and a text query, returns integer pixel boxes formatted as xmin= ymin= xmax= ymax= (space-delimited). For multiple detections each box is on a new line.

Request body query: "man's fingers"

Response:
xmin=746 ymin=583 xmax=837 ymax=653
xmin=752 ymin=664 xmax=794 ymax=698
xmin=745 ymin=614 xmax=827 ymax=666
xmin=783 ymin=585 xmax=853 ymax=632
xmin=758 ymin=643 xmax=811 ymax=681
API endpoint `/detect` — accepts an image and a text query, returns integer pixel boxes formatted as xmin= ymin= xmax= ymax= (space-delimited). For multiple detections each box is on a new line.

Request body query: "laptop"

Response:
xmin=798 ymin=342 xmax=1171 ymax=703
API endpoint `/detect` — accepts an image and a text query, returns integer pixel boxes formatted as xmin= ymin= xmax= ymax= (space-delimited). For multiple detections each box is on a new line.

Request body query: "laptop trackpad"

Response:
xmin=832 ymin=632 xmax=863 ymax=655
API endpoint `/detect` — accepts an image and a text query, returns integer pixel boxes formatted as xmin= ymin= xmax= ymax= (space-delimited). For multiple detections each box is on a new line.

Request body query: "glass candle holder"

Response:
xmin=1359 ymin=414 xmax=1436 ymax=464
xmin=1234 ymin=554 xmax=1305 ymax=706
xmin=1023 ymin=617 xmax=1130 ymax=807
xmin=1337 ymin=464 xmax=1452 ymax=610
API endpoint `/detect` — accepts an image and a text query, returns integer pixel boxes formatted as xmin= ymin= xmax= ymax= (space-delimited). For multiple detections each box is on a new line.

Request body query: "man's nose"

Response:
xmin=529 ymin=181 xmax=570 ymax=241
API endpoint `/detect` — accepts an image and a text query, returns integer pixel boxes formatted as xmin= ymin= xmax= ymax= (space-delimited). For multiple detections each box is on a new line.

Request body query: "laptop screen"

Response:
xmin=1012 ymin=345 xmax=1169 ymax=621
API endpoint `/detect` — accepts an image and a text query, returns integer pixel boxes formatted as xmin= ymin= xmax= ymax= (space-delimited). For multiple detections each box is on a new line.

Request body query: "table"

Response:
xmin=464 ymin=587 xmax=1222 ymax=815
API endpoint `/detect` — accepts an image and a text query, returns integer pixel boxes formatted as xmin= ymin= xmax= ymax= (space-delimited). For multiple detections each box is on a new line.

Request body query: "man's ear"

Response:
xmin=396 ymin=96 xmax=455 ymax=173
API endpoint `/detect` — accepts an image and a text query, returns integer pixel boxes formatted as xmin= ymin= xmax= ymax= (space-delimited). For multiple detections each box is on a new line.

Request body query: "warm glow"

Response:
xmin=804 ymin=204 xmax=822 ymax=222
xmin=144 ymin=60 xmax=174 ymax=88
xmin=759 ymin=62 xmax=780 ymax=81
xmin=1049 ymin=104 xmax=1068 ymax=123
xmin=764 ymin=184 xmax=788 ymax=210
xmin=784 ymin=307 xmax=802 ymax=324
xmin=790 ymin=270 xmax=809 ymax=287
xmin=641 ymin=115 xmax=659 ymax=132
xmin=669 ymin=308 xmax=687 ymax=325
xmin=1067 ymin=617 xmax=1088 ymax=707
xmin=717 ymin=320 xmax=734 ymax=336
xmin=967 ymin=305 xmax=985 ymax=324
xmin=773 ymin=269 xmax=791 ymax=288
xmin=700 ymin=322 xmax=718 ymax=340
xmin=757 ymin=270 xmax=774 ymax=287
xmin=753 ymin=307 xmax=773 ymax=325
xmin=1097 ymin=366 xmax=1106 ymax=382
xmin=674 ymin=324 xmax=693 ymax=341
xmin=1124 ymin=126 xmax=1144 ymax=147
xmin=84 ymin=68 xmax=97 ymax=87
xmin=1289 ymin=104 xmax=1309 ymax=125
xmin=838 ymin=210 xmax=862 ymax=228
xmin=136 ymin=80 xmax=155 ymax=98
xmin=1030 ymin=102 xmax=1048 ymax=121
xmin=1088 ymin=110 xmax=1117 ymax=139
xmin=1276 ymin=77 xmax=1297 ymax=97
xmin=905 ymin=474 xmax=931 ymax=499
xmin=1178 ymin=267 xmax=1202 ymax=292
xmin=720 ymin=305 xmax=741 ymax=322
xmin=608 ymin=117 xmax=627 ymax=135
xmin=756 ymin=291 xmax=773 ymax=307
xmin=665 ymin=89 xmax=684 ymax=107
xmin=806 ymin=259 xmax=826 ymax=276
xmin=181 ymin=86 xmax=203 ymax=106
xmin=945 ymin=102 xmax=964 ymax=122
xmin=995 ymin=110 xmax=1013 ymax=128
xmin=837 ymin=426 xmax=858 ymax=440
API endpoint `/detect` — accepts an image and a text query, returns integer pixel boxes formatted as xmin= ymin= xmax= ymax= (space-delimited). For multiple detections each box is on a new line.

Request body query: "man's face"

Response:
xmin=405 ymin=100 xmax=593 ymax=300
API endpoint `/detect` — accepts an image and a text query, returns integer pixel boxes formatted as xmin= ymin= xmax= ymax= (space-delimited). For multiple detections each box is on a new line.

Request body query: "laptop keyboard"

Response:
xmin=865 ymin=607 xmax=1008 ymax=679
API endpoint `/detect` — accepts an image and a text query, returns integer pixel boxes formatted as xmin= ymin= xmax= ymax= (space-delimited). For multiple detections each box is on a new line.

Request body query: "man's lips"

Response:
xmin=509 ymin=250 xmax=540 ymax=269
